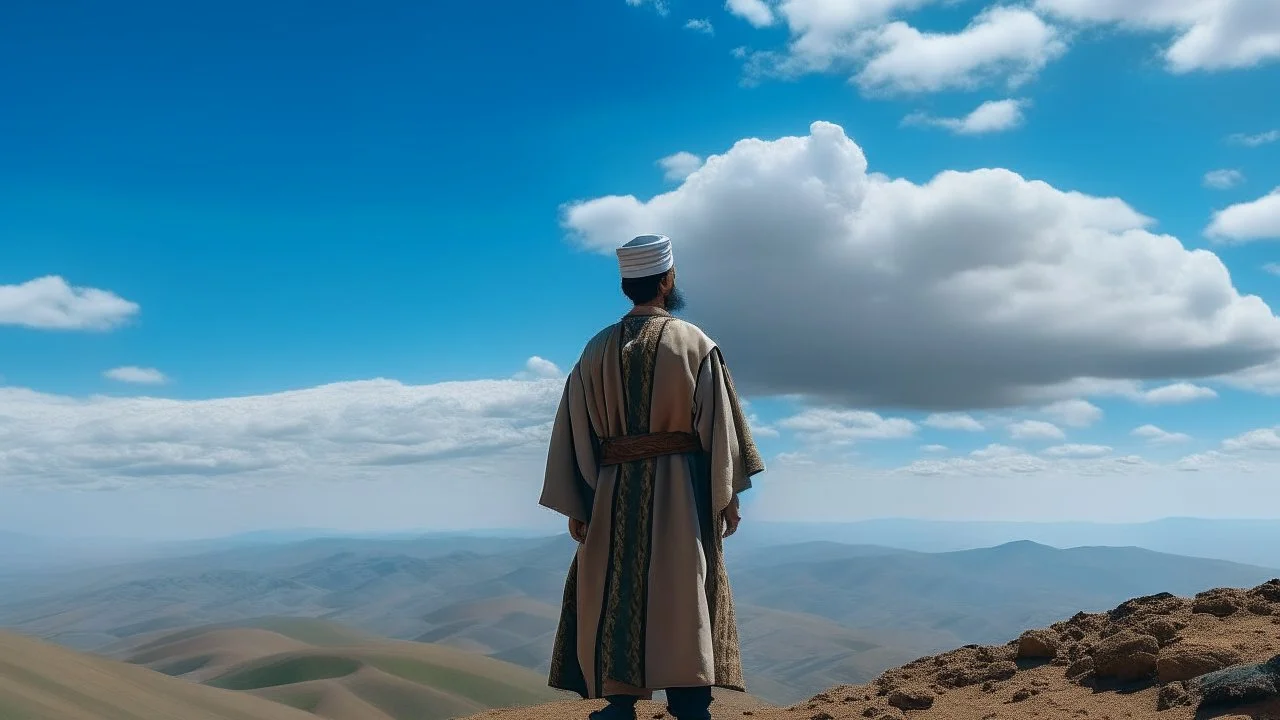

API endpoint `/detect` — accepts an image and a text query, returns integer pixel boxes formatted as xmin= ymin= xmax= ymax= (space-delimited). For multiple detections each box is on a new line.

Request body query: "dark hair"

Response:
xmin=621 ymin=269 xmax=669 ymax=305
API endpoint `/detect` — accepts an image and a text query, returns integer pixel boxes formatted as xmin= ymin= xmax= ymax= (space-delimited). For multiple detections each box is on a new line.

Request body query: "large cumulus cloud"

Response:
xmin=563 ymin=121 xmax=1280 ymax=409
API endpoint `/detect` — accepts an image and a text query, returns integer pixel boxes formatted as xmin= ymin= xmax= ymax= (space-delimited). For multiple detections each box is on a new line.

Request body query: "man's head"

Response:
xmin=621 ymin=267 xmax=686 ymax=312
xmin=616 ymin=234 xmax=686 ymax=313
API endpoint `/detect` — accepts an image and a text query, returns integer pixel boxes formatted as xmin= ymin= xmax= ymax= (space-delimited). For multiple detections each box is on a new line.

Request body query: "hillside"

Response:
xmin=123 ymin=617 xmax=567 ymax=720
xmin=461 ymin=579 xmax=1280 ymax=720
xmin=0 ymin=630 xmax=316 ymax=720
xmin=4 ymin=535 xmax=1278 ymax=705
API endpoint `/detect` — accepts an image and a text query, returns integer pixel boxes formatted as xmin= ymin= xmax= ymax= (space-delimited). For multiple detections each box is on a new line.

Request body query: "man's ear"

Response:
xmin=660 ymin=269 xmax=675 ymax=293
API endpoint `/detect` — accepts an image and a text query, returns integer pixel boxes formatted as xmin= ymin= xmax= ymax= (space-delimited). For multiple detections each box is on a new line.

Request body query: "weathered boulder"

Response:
xmin=1156 ymin=644 xmax=1244 ymax=683
xmin=1092 ymin=630 xmax=1159 ymax=681
xmin=887 ymin=687 xmax=934 ymax=711
xmin=1016 ymin=630 xmax=1060 ymax=659
xmin=1156 ymin=681 xmax=1193 ymax=710
xmin=1248 ymin=579 xmax=1280 ymax=603
xmin=1141 ymin=617 xmax=1185 ymax=645
xmin=1190 ymin=654 xmax=1280 ymax=710
xmin=1191 ymin=588 xmax=1245 ymax=618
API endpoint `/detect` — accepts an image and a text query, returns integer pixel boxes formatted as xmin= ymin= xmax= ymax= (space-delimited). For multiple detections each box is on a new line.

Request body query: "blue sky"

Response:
xmin=2 ymin=0 xmax=1280 ymax=538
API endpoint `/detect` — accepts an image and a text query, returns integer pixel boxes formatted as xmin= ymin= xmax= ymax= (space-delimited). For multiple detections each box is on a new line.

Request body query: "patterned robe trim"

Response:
xmin=715 ymin=347 xmax=766 ymax=481
xmin=597 ymin=314 xmax=671 ymax=692
xmin=547 ymin=556 xmax=588 ymax=696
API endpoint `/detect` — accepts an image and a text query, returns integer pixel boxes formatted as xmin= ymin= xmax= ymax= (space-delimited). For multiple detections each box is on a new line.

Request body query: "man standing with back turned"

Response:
xmin=539 ymin=234 xmax=765 ymax=720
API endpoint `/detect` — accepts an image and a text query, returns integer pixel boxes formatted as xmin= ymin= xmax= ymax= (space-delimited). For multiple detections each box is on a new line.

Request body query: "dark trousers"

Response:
xmin=665 ymin=686 xmax=713 ymax=719
xmin=602 ymin=686 xmax=712 ymax=720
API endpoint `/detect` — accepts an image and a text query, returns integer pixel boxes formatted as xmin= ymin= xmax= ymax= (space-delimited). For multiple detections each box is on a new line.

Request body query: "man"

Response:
xmin=539 ymin=234 xmax=765 ymax=720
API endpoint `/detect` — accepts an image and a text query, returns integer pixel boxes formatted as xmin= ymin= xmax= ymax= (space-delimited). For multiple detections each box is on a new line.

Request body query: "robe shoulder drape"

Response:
xmin=539 ymin=314 xmax=764 ymax=698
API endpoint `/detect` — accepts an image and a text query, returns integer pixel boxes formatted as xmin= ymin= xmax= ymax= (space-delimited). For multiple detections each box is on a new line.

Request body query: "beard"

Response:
xmin=664 ymin=285 xmax=687 ymax=314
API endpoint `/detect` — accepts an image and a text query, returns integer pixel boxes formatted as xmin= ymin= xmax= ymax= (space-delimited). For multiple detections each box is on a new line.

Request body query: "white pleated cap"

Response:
xmin=616 ymin=234 xmax=674 ymax=279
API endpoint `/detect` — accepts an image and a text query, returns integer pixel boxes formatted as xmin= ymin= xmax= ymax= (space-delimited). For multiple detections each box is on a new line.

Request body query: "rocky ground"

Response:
xmin=462 ymin=580 xmax=1280 ymax=719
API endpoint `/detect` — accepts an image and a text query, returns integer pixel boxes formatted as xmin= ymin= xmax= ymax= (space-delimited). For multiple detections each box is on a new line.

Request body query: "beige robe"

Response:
xmin=539 ymin=307 xmax=764 ymax=699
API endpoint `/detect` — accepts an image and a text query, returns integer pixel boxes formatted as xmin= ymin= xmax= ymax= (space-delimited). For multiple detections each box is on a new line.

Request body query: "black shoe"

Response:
xmin=666 ymin=686 xmax=713 ymax=720
xmin=588 ymin=695 xmax=638 ymax=720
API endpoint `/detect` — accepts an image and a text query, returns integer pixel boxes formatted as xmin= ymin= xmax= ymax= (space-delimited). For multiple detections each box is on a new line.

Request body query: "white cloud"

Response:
xmin=778 ymin=408 xmax=917 ymax=444
xmin=923 ymin=412 xmax=985 ymax=431
xmin=685 ymin=18 xmax=715 ymax=34
xmin=1043 ymin=443 xmax=1112 ymax=457
xmin=657 ymin=151 xmax=705 ymax=183
xmin=513 ymin=356 xmax=563 ymax=380
xmin=0 ymin=276 xmax=139 ymax=331
xmin=1135 ymin=381 xmax=1217 ymax=403
xmin=1008 ymin=419 xmax=1066 ymax=440
xmin=626 ymin=0 xmax=670 ymax=16
xmin=1220 ymin=357 xmax=1280 ymax=394
xmin=902 ymin=441 xmax=1146 ymax=476
xmin=1222 ymin=427 xmax=1280 ymax=452
xmin=1036 ymin=0 xmax=1280 ymax=72
xmin=1132 ymin=423 xmax=1191 ymax=443
xmin=855 ymin=8 xmax=1066 ymax=94
xmin=1040 ymin=399 xmax=1102 ymax=427
xmin=1206 ymin=188 xmax=1280 ymax=243
xmin=563 ymin=121 xmax=1280 ymax=409
xmin=0 ymin=374 xmax=564 ymax=489
xmin=1229 ymin=129 xmax=1280 ymax=147
xmin=970 ymin=443 xmax=1023 ymax=459
xmin=103 ymin=366 xmax=168 ymax=385
xmin=1264 ymin=263 xmax=1280 ymax=276
xmin=920 ymin=443 xmax=948 ymax=453
xmin=1203 ymin=169 xmax=1245 ymax=189
xmin=738 ymin=3 xmax=1065 ymax=95
xmin=1172 ymin=451 xmax=1223 ymax=471
xmin=903 ymin=98 xmax=1028 ymax=135
xmin=726 ymin=0 xmax=775 ymax=27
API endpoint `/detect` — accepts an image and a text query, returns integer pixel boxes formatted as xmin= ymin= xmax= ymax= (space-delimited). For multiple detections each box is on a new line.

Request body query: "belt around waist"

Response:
xmin=599 ymin=431 xmax=702 ymax=466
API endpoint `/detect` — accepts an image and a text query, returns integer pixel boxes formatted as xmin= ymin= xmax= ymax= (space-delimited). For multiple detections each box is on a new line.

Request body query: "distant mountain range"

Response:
xmin=3 ymin=524 xmax=1278 ymax=704
xmin=728 ymin=517 xmax=1280 ymax=568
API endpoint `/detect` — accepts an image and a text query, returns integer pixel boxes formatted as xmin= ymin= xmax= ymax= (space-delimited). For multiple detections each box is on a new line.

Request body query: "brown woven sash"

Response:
xmin=599 ymin=431 xmax=701 ymax=466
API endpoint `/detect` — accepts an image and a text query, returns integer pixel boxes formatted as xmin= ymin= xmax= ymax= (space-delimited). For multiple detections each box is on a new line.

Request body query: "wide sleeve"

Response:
xmin=538 ymin=364 xmax=597 ymax=523
xmin=693 ymin=347 xmax=766 ymax=516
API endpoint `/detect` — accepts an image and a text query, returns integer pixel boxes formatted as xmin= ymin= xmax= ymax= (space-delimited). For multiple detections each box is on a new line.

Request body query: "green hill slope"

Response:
xmin=130 ymin=619 xmax=566 ymax=720
xmin=0 ymin=630 xmax=316 ymax=720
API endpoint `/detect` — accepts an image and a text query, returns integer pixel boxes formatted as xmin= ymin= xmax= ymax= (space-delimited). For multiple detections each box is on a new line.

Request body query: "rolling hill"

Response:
xmin=123 ymin=617 xmax=567 ymax=720
xmin=4 ymin=533 xmax=1279 ymax=705
xmin=0 ymin=629 xmax=316 ymax=720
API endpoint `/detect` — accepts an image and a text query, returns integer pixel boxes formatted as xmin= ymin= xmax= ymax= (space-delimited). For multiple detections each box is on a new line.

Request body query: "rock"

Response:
xmin=1010 ymin=687 xmax=1037 ymax=702
xmin=1190 ymin=654 xmax=1280 ymax=709
xmin=1066 ymin=657 xmax=1095 ymax=680
xmin=1141 ymin=617 xmax=1185 ymax=645
xmin=1064 ymin=626 xmax=1086 ymax=641
xmin=1092 ymin=630 xmax=1160 ymax=681
xmin=1157 ymin=681 xmax=1193 ymax=710
xmin=1192 ymin=588 xmax=1245 ymax=617
xmin=984 ymin=661 xmax=1018 ymax=681
xmin=1109 ymin=592 xmax=1185 ymax=621
xmin=1247 ymin=599 xmax=1274 ymax=615
xmin=1017 ymin=630 xmax=1060 ymax=659
xmin=1248 ymin=579 xmax=1280 ymax=603
xmin=1156 ymin=644 xmax=1244 ymax=683
xmin=976 ymin=645 xmax=1014 ymax=663
xmin=887 ymin=687 xmax=935 ymax=711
